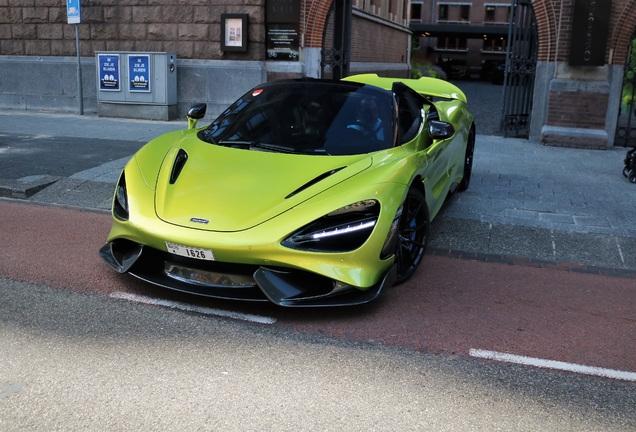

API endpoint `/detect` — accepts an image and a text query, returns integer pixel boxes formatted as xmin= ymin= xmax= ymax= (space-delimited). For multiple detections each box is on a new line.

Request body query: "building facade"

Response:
xmin=410 ymin=0 xmax=636 ymax=149
xmin=410 ymin=0 xmax=511 ymax=75
xmin=0 ymin=0 xmax=412 ymax=118
xmin=1 ymin=0 xmax=636 ymax=149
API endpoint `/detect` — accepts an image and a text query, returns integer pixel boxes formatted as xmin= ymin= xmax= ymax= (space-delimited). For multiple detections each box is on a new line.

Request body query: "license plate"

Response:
xmin=165 ymin=242 xmax=215 ymax=261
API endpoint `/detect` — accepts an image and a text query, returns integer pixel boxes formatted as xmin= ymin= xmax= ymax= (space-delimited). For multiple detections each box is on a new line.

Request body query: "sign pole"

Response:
xmin=67 ymin=0 xmax=83 ymax=115
xmin=75 ymin=24 xmax=83 ymax=115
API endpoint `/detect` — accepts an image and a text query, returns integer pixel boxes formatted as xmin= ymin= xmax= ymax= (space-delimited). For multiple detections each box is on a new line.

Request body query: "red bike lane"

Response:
xmin=1 ymin=200 xmax=635 ymax=374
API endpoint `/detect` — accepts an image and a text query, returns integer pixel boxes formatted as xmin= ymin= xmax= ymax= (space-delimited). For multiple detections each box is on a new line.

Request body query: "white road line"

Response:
xmin=109 ymin=292 xmax=276 ymax=324
xmin=470 ymin=349 xmax=636 ymax=381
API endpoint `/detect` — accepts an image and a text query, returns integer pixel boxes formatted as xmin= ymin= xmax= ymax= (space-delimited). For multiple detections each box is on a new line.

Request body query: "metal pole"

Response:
xmin=75 ymin=24 xmax=83 ymax=115
xmin=500 ymin=0 xmax=515 ymax=135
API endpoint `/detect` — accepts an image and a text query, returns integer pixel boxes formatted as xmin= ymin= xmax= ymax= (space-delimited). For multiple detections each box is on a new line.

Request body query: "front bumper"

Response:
xmin=99 ymin=240 xmax=396 ymax=307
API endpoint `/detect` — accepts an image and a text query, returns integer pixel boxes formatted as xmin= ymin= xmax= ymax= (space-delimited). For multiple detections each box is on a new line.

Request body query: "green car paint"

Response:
xmin=101 ymin=75 xmax=475 ymax=305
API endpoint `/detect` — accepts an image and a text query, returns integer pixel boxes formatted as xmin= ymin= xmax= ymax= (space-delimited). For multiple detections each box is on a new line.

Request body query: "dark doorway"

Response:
xmin=615 ymin=30 xmax=636 ymax=148
xmin=500 ymin=0 xmax=538 ymax=139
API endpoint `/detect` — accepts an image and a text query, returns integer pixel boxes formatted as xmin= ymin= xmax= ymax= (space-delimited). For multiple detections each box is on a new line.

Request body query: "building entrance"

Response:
xmin=500 ymin=0 xmax=538 ymax=139
xmin=615 ymin=30 xmax=636 ymax=148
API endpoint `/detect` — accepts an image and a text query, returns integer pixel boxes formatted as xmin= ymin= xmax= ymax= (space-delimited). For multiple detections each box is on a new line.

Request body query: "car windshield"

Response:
xmin=199 ymin=80 xmax=396 ymax=156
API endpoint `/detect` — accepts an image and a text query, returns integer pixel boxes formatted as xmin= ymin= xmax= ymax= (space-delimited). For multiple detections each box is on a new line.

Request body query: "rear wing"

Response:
xmin=343 ymin=74 xmax=467 ymax=104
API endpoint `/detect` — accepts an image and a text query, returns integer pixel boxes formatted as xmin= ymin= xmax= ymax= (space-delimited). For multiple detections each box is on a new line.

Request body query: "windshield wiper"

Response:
xmin=199 ymin=129 xmax=218 ymax=144
xmin=217 ymin=140 xmax=295 ymax=153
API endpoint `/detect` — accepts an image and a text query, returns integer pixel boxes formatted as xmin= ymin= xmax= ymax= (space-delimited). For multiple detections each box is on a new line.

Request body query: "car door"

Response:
xmin=393 ymin=83 xmax=451 ymax=218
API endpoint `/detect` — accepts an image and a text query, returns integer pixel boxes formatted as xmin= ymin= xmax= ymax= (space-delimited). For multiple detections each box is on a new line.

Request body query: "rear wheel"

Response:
xmin=394 ymin=188 xmax=430 ymax=284
xmin=458 ymin=125 xmax=475 ymax=192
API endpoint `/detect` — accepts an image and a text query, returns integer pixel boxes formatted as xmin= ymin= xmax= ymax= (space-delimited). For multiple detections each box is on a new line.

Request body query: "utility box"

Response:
xmin=96 ymin=52 xmax=177 ymax=120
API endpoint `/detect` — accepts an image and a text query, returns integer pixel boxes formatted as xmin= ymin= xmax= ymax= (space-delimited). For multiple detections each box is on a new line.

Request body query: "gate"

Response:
xmin=500 ymin=0 xmax=538 ymax=138
xmin=615 ymin=31 xmax=636 ymax=148
xmin=321 ymin=0 xmax=352 ymax=80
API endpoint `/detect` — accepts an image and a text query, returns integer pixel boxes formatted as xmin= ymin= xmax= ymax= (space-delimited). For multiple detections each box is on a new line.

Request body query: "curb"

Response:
xmin=428 ymin=248 xmax=636 ymax=279
xmin=0 ymin=176 xmax=61 ymax=199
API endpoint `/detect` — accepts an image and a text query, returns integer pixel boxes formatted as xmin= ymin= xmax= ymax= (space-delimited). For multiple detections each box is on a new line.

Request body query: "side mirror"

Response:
xmin=428 ymin=120 xmax=455 ymax=140
xmin=187 ymin=103 xmax=207 ymax=129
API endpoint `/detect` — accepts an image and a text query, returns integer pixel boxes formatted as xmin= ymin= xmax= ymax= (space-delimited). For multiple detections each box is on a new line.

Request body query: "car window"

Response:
xmin=201 ymin=81 xmax=396 ymax=156
xmin=392 ymin=82 xmax=425 ymax=144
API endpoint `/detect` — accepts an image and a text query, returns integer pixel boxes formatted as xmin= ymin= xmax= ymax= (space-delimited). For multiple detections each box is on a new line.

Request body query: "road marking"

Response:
xmin=109 ymin=292 xmax=276 ymax=324
xmin=470 ymin=349 xmax=636 ymax=381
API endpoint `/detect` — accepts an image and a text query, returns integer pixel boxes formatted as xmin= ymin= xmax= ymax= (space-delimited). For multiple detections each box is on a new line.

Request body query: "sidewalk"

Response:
xmin=1 ymin=109 xmax=634 ymax=271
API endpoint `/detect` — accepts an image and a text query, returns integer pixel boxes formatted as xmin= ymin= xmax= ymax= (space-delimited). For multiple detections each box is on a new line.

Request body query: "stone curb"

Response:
xmin=427 ymin=248 xmax=636 ymax=279
xmin=0 ymin=176 xmax=62 ymax=199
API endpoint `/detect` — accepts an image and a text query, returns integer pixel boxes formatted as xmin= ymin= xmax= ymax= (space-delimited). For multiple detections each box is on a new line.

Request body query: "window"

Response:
xmin=411 ymin=2 xmax=422 ymax=21
xmin=437 ymin=37 xmax=467 ymax=50
xmin=460 ymin=5 xmax=470 ymax=21
xmin=482 ymin=36 xmax=507 ymax=52
xmin=439 ymin=4 xmax=448 ymax=20
xmin=485 ymin=6 xmax=495 ymax=22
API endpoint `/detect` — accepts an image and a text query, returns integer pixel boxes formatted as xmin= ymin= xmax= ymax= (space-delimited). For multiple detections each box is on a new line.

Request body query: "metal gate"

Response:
xmin=500 ymin=0 xmax=538 ymax=138
xmin=321 ymin=0 xmax=352 ymax=80
xmin=615 ymin=31 xmax=636 ymax=148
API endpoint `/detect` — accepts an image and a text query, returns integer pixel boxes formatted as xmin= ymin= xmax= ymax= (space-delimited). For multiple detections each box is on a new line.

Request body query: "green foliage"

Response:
xmin=410 ymin=60 xmax=447 ymax=81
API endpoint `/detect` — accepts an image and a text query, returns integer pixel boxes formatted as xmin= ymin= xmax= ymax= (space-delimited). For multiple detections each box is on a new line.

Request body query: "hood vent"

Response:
xmin=170 ymin=149 xmax=189 ymax=184
xmin=285 ymin=167 xmax=346 ymax=199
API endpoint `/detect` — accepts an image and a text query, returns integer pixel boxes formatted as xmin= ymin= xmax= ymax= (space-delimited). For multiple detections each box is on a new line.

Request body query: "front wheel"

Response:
xmin=458 ymin=125 xmax=476 ymax=192
xmin=394 ymin=188 xmax=430 ymax=284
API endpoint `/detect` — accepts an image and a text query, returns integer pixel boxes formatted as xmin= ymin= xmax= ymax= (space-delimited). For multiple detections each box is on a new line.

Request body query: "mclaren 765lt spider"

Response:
xmin=99 ymin=74 xmax=475 ymax=307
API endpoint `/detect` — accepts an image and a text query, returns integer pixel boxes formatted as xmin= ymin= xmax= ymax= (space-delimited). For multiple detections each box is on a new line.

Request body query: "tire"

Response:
xmin=624 ymin=166 xmax=630 ymax=178
xmin=629 ymin=170 xmax=636 ymax=184
xmin=458 ymin=125 xmax=475 ymax=192
xmin=394 ymin=188 xmax=430 ymax=284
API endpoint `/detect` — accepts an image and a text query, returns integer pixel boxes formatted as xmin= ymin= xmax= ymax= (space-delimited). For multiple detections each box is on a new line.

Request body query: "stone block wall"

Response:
xmin=0 ymin=0 xmax=266 ymax=61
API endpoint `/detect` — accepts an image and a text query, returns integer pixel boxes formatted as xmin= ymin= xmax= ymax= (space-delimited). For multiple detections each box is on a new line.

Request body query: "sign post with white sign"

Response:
xmin=67 ymin=0 xmax=83 ymax=114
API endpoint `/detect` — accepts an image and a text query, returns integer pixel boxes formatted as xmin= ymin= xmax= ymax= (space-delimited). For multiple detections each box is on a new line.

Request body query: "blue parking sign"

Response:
xmin=67 ymin=0 xmax=81 ymax=24
xmin=98 ymin=54 xmax=120 ymax=91
xmin=129 ymin=55 xmax=150 ymax=92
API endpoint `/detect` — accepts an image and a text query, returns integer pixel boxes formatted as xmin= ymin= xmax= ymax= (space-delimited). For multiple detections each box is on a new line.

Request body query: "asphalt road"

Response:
xmin=1 ymin=200 xmax=635 ymax=430
xmin=2 ymin=278 xmax=635 ymax=430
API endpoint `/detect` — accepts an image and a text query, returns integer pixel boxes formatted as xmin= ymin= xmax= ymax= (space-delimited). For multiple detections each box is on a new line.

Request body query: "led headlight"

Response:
xmin=113 ymin=173 xmax=129 ymax=220
xmin=282 ymin=200 xmax=379 ymax=252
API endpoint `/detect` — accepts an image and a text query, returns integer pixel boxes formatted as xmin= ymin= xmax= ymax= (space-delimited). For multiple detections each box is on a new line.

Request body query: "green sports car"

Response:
xmin=99 ymin=74 xmax=475 ymax=307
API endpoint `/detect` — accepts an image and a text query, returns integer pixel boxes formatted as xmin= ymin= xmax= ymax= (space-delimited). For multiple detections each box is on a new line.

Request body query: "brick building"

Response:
xmin=1 ymin=0 xmax=636 ymax=149
xmin=409 ymin=0 xmax=511 ymax=74
xmin=411 ymin=0 xmax=636 ymax=149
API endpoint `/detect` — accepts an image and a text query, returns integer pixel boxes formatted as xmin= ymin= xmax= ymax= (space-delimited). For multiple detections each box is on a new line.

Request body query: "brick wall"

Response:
xmin=533 ymin=0 xmax=636 ymax=65
xmin=0 ymin=0 xmax=266 ymax=60
xmin=546 ymin=91 xmax=608 ymax=130
xmin=323 ymin=10 xmax=408 ymax=66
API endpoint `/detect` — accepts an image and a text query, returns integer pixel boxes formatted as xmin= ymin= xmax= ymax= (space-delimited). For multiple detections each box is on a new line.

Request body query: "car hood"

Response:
xmin=154 ymin=137 xmax=373 ymax=232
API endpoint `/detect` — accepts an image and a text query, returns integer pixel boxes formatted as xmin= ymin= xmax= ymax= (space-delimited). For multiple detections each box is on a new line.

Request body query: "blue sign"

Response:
xmin=129 ymin=55 xmax=150 ymax=92
xmin=66 ymin=0 xmax=81 ymax=24
xmin=98 ymin=54 xmax=120 ymax=91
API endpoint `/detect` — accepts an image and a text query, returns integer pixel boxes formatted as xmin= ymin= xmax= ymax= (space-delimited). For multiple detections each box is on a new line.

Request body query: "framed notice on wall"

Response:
xmin=221 ymin=14 xmax=249 ymax=52
xmin=266 ymin=24 xmax=300 ymax=61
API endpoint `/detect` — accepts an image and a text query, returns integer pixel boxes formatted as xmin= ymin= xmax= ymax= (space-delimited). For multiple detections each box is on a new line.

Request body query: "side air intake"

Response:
xmin=170 ymin=149 xmax=188 ymax=184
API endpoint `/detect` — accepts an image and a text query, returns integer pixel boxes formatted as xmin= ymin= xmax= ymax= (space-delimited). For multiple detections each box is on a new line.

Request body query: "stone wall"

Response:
xmin=0 ymin=0 xmax=266 ymax=61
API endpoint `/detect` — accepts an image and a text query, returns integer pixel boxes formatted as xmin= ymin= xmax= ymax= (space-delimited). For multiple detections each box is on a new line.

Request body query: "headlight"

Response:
xmin=113 ymin=173 xmax=129 ymax=220
xmin=282 ymin=200 xmax=379 ymax=252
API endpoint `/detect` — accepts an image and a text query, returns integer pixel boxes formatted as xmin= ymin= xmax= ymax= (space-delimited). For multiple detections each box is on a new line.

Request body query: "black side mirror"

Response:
xmin=187 ymin=103 xmax=207 ymax=129
xmin=428 ymin=120 xmax=455 ymax=140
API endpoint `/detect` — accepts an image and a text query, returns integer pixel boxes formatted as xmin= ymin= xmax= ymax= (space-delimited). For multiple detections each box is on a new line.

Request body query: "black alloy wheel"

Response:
xmin=458 ymin=125 xmax=476 ymax=192
xmin=394 ymin=188 xmax=430 ymax=284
